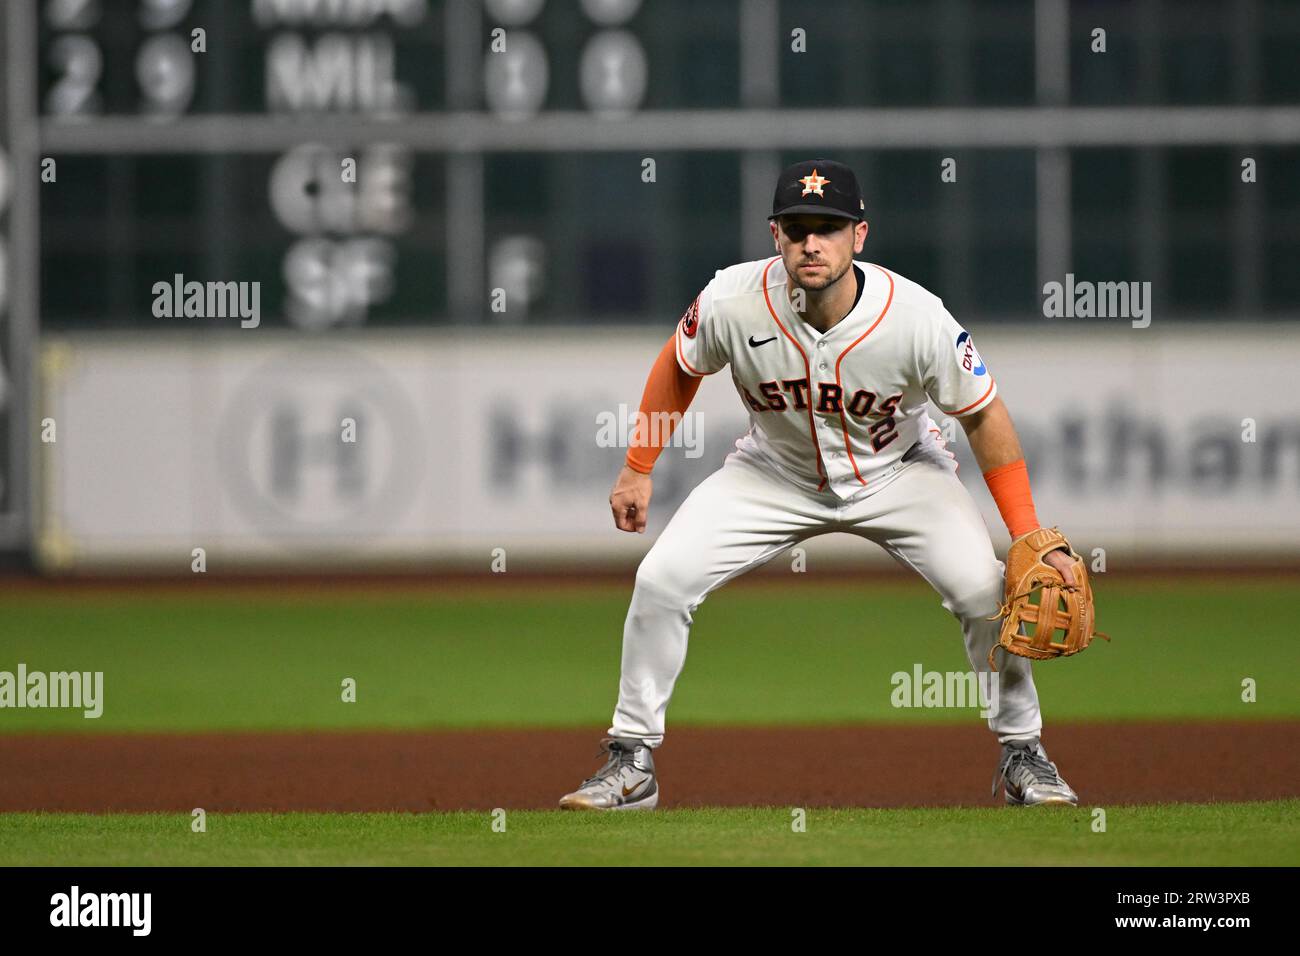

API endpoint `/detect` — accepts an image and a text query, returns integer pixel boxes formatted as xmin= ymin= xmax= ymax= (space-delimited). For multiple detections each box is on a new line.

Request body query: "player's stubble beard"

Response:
xmin=786 ymin=253 xmax=852 ymax=295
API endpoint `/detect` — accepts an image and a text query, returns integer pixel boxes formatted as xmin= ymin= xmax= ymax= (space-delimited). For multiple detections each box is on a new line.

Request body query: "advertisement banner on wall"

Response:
xmin=35 ymin=326 xmax=1300 ymax=571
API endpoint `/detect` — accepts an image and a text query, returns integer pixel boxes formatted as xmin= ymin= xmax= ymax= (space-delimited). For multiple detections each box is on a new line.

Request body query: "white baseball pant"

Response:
xmin=607 ymin=445 xmax=1043 ymax=747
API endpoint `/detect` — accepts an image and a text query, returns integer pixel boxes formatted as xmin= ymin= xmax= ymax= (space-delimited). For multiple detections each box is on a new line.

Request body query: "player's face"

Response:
xmin=772 ymin=215 xmax=868 ymax=292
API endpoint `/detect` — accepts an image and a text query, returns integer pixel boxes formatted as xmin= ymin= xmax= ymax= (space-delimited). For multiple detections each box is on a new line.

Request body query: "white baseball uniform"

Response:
xmin=608 ymin=255 xmax=1043 ymax=747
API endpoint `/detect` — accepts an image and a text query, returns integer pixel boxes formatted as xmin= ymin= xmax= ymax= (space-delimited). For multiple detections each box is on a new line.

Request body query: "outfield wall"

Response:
xmin=35 ymin=326 xmax=1300 ymax=571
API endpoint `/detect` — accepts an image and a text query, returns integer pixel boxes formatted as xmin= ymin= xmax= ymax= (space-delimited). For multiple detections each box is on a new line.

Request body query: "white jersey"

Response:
xmin=675 ymin=256 xmax=996 ymax=501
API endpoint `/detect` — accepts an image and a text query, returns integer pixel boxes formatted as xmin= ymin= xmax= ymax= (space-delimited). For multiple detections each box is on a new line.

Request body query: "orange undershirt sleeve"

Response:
xmin=981 ymin=458 xmax=1040 ymax=539
xmin=624 ymin=333 xmax=703 ymax=475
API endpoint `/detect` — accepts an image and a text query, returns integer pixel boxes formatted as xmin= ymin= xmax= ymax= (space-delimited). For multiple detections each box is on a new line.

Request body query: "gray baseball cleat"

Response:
xmin=559 ymin=738 xmax=659 ymax=811
xmin=993 ymin=738 xmax=1079 ymax=806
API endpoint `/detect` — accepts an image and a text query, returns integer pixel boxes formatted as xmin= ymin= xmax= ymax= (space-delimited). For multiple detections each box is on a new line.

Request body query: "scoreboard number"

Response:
xmin=46 ymin=33 xmax=103 ymax=117
xmin=135 ymin=32 xmax=196 ymax=117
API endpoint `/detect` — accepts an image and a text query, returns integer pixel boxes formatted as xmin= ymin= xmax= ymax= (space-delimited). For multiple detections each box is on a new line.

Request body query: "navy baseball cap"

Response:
xmin=769 ymin=159 xmax=865 ymax=222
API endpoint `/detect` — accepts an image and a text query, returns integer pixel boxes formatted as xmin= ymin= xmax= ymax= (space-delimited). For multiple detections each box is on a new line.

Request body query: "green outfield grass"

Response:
xmin=0 ymin=579 xmax=1295 ymax=732
xmin=1 ymin=800 xmax=1295 ymax=866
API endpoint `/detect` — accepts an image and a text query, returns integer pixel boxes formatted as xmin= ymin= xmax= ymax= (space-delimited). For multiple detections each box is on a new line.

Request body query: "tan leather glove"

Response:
xmin=988 ymin=527 xmax=1109 ymax=670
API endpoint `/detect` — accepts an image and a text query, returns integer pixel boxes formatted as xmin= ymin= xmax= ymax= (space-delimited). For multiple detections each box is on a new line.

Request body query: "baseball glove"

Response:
xmin=987 ymin=527 xmax=1108 ymax=670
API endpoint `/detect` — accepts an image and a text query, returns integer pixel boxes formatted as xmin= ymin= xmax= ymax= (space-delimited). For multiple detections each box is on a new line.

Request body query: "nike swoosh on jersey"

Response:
xmin=748 ymin=335 xmax=777 ymax=347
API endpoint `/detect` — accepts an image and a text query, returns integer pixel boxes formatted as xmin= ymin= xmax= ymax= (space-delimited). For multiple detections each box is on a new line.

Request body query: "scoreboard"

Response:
xmin=39 ymin=0 xmax=442 ymax=330
xmin=26 ymin=0 xmax=749 ymax=333
xmin=19 ymin=0 xmax=1066 ymax=340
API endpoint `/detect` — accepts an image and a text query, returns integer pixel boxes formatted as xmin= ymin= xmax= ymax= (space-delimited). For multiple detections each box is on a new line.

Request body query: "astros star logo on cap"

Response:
xmin=799 ymin=169 xmax=829 ymax=197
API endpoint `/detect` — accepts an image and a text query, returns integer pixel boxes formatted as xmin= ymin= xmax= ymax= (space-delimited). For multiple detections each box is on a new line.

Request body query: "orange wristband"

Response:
xmin=982 ymin=459 xmax=1039 ymax=539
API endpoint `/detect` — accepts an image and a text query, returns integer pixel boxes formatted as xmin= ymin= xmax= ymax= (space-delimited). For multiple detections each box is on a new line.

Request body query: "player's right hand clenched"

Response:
xmin=609 ymin=465 xmax=653 ymax=533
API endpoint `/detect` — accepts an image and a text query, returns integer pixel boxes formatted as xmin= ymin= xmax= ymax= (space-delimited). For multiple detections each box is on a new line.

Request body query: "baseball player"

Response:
xmin=559 ymin=159 xmax=1081 ymax=811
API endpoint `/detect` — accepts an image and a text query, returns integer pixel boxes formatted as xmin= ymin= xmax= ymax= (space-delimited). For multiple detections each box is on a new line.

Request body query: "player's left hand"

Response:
xmin=1041 ymin=547 xmax=1077 ymax=587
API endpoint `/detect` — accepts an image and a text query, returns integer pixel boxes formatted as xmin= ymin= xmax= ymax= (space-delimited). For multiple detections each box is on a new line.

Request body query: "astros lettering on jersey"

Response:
xmin=675 ymin=255 xmax=992 ymax=499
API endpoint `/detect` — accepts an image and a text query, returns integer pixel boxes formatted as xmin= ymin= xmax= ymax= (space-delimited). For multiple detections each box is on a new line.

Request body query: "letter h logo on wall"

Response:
xmin=218 ymin=349 xmax=423 ymax=538
xmin=271 ymin=405 xmax=363 ymax=499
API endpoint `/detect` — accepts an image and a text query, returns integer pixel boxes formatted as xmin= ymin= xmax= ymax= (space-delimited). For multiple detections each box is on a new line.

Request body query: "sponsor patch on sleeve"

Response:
xmin=955 ymin=330 xmax=986 ymax=375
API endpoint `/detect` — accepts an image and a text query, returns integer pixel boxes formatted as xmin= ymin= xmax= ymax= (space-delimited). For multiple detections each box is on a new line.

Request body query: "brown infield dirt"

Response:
xmin=2 ymin=721 xmax=1297 ymax=812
